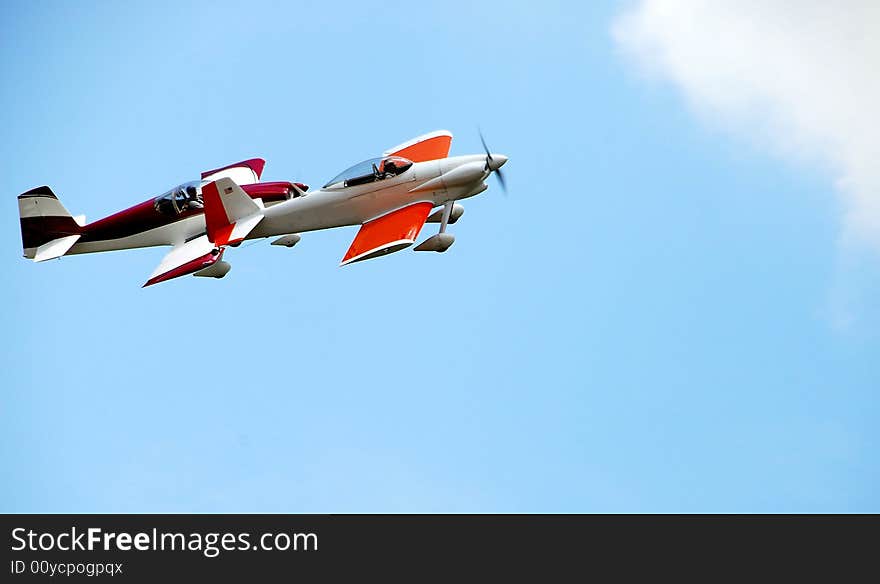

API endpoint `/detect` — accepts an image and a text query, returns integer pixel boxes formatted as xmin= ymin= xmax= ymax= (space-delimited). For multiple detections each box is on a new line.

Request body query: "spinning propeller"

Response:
xmin=479 ymin=130 xmax=508 ymax=194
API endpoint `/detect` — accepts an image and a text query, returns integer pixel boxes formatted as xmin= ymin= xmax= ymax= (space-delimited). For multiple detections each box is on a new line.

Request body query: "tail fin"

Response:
xmin=18 ymin=186 xmax=83 ymax=260
xmin=201 ymin=177 xmax=263 ymax=246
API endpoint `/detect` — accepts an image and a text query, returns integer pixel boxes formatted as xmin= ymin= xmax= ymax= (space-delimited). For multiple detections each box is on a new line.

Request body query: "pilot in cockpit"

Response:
xmin=185 ymin=185 xmax=203 ymax=209
xmin=379 ymin=159 xmax=396 ymax=177
xmin=378 ymin=157 xmax=405 ymax=179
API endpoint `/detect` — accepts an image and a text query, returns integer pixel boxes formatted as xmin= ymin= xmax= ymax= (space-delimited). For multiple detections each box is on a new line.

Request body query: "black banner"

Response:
xmin=1 ymin=515 xmax=875 ymax=580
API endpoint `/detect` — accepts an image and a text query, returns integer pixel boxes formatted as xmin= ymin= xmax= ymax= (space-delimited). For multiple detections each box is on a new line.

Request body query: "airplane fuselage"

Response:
xmin=64 ymin=155 xmax=494 ymax=256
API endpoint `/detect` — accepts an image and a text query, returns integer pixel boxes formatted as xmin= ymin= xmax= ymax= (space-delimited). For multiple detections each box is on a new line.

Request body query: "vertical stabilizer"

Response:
xmin=18 ymin=186 xmax=83 ymax=259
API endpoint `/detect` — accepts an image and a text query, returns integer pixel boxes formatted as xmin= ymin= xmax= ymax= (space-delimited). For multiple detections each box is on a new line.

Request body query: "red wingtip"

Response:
xmin=201 ymin=158 xmax=266 ymax=182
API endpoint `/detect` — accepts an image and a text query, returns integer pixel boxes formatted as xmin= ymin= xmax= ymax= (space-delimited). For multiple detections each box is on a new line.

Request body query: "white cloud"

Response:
xmin=613 ymin=0 xmax=880 ymax=252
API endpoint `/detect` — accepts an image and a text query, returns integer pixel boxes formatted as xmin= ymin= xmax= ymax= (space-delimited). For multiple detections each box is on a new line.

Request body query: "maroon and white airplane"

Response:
xmin=18 ymin=130 xmax=507 ymax=287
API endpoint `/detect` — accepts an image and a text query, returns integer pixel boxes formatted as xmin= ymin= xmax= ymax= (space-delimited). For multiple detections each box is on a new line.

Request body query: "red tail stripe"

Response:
xmin=202 ymin=181 xmax=230 ymax=244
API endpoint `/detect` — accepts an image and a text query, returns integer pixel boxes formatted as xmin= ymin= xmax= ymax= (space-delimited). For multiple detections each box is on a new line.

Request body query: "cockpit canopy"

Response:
xmin=153 ymin=180 xmax=206 ymax=216
xmin=323 ymin=156 xmax=413 ymax=188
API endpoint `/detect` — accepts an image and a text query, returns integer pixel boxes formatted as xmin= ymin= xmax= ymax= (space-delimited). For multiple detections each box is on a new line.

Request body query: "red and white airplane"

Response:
xmin=18 ymin=130 xmax=507 ymax=287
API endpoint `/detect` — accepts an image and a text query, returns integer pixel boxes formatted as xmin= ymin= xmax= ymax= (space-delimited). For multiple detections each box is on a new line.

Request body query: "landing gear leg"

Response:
xmin=439 ymin=201 xmax=453 ymax=234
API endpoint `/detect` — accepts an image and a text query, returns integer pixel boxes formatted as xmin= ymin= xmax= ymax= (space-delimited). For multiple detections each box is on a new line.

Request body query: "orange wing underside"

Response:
xmin=387 ymin=134 xmax=452 ymax=163
xmin=341 ymin=202 xmax=433 ymax=266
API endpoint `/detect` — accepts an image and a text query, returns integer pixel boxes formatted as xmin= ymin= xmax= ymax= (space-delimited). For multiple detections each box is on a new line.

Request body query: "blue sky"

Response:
xmin=2 ymin=1 xmax=877 ymax=512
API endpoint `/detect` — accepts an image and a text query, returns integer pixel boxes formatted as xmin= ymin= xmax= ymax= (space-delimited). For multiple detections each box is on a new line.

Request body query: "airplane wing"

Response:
xmin=202 ymin=177 xmax=264 ymax=246
xmin=201 ymin=158 xmax=266 ymax=184
xmin=143 ymin=235 xmax=226 ymax=287
xmin=383 ymin=130 xmax=452 ymax=163
xmin=340 ymin=202 xmax=433 ymax=266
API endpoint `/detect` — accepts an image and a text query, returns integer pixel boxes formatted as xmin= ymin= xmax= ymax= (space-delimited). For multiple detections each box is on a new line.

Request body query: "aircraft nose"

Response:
xmin=487 ymin=154 xmax=508 ymax=171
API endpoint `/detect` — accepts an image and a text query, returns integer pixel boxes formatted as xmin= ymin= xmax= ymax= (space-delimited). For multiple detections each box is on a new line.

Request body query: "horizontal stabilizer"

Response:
xmin=33 ymin=234 xmax=81 ymax=262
